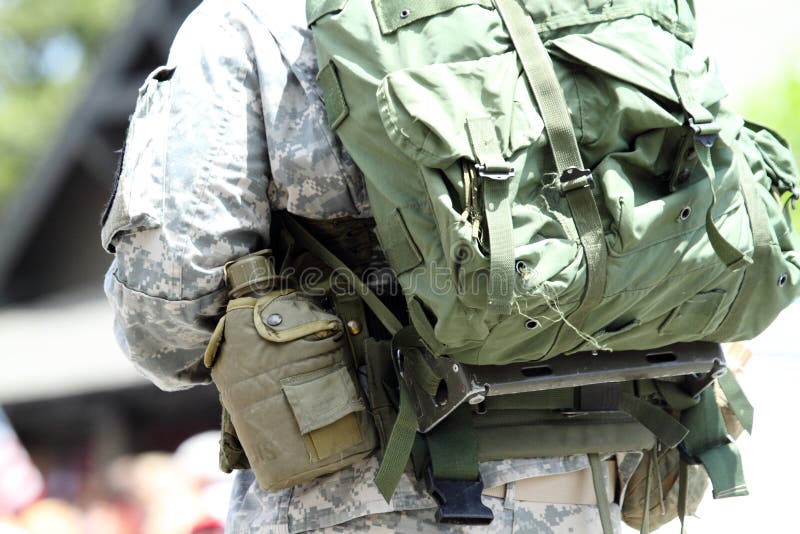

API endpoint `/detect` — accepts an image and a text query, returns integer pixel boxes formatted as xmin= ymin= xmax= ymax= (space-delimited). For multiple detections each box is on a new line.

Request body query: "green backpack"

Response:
xmin=307 ymin=0 xmax=799 ymax=364
xmin=302 ymin=0 xmax=797 ymax=529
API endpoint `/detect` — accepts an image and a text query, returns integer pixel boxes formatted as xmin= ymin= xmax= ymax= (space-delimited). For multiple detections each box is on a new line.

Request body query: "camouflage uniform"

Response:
xmin=102 ymin=0 xmax=638 ymax=531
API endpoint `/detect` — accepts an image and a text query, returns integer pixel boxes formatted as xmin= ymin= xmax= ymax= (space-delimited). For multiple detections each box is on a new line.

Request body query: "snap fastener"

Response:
xmin=524 ymin=319 xmax=540 ymax=330
xmin=778 ymin=273 xmax=788 ymax=287
xmin=679 ymin=206 xmax=692 ymax=221
xmin=346 ymin=320 xmax=362 ymax=335
xmin=266 ymin=314 xmax=283 ymax=326
xmin=399 ymin=8 xmax=411 ymax=18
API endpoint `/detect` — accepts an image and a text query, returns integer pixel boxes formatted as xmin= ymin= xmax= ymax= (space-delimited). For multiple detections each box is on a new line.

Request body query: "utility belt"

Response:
xmin=203 ymin=214 xmax=754 ymax=532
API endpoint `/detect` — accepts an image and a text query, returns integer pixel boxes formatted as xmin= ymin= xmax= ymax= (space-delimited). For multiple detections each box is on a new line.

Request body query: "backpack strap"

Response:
xmin=281 ymin=215 xmax=404 ymax=335
xmin=680 ymin=387 xmax=749 ymax=499
xmin=466 ymin=117 xmax=516 ymax=315
xmin=493 ymin=0 xmax=607 ymax=346
xmin=589 ymin=453 xmax=614 ymax=534
xmin=671 ymin=69 xmax=755 ymax=272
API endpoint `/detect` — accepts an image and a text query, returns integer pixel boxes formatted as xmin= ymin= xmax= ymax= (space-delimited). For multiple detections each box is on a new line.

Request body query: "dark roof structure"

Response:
xmin=0 ymin=0 xmax=201 ymax=305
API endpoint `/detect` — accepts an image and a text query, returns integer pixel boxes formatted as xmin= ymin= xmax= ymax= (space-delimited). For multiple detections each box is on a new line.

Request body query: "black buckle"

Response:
xmin=558 ymin=167 xmax=595 ymax=196
xmin=425 ymin=467 xmax=494 ymax=525
xmin=688 ymin=118 xmax=720 ymax=148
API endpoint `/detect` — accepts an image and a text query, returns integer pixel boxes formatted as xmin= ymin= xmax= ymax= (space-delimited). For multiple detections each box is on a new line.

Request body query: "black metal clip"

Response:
xmin=425 ymin=467 xmax=494 ymax=525
xmin=688 ymin=117 xmax=720 ymax=148
xmin=558 ymin=166 xmax=595 ymax=196
xmin=475 ymin=163 xmax=515 ymax=181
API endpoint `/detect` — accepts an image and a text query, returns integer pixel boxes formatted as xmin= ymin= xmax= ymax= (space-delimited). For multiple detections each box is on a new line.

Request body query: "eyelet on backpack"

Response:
xmin=678 ymin=206 xmax=692 ymax=221
xmin=524 ymin=318 xmax=540 ymax=330
xmin=778 ymin=273 xmax=788 ymax=287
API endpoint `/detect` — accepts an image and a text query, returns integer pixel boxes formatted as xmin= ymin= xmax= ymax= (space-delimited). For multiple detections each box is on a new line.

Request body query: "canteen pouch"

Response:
xmin=204 ymin=288 xmax=377 ymax=490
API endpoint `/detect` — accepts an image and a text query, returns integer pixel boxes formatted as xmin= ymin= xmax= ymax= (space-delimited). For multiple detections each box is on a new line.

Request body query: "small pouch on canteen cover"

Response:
xmin=204 ymin=287 xmax=377 ymax=490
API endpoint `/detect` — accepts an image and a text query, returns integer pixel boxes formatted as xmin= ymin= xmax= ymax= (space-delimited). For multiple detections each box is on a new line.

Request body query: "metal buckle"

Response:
xmin=558 ymin=167 xmax=595 ymax=196
xmin=474 ymin=163 xmax=514 ymax=181
xmin=688 ymin=118 xmax=720 ymax=148
xmin=425 ymin=467 xmax=494 ymax=525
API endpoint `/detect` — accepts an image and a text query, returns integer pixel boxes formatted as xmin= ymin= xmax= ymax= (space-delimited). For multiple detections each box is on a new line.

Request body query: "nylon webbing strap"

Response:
xmin=680 ymin=388 xmax=748 ymax=499
xmin=493 ymin=0 xmax=607 ymax=345
xmin=677 ymin=460 xmax=688 ymax=534
xmin=427 ymin=404 xmax=480 ymax=481
xmin=588 ymin=453 xmax=614 ymax=534
xmin=713 ymin=170 xmax=773 ymax=338
xmin=640 ymin=451 xmax=653 ymax=534
xmin=374 ymin=381 xmax=418 ymax=502
xmin=493 ymin=0 xmax=581 ymax=171
xmin=466 ymin=117 xmax=515 ymax=314
xmin=717 ymin=373 xmax=754 ymax=434
xmin=620 ymin=393 xmax=689 ymax=448
xmin=282 ymin=215 xmax=403 ymax=335
xmin=697 ymin=145 xmax=754 ymax=271
xmin=671 ymin=69 xmax=716 ymax=129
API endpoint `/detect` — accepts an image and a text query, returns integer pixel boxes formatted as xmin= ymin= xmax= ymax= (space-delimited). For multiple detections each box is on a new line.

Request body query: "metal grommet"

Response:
xmin=778 ymin=273 xmax=788 ymax=287
xmin=266 ymin=314 xmax=283 ymax=326
xmin=515 ymin=260 xmax=528 ymax=274
xmin=524 ymin=319 xmax=540 ymax=330
xmin=346 ymin=320 xmax=362 ymax=335
xmin=399 ymin=8 xmax=411 ymax=18
xmin=679 ymin=206 xmax=692 ymax=221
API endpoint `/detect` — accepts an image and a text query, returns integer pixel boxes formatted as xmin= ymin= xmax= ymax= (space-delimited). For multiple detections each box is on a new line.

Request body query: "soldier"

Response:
xmin=101 ymin=1 xmax=703 ymax=532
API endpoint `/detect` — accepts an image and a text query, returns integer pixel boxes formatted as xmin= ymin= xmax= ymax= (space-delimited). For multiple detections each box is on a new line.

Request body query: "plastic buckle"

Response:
xmin=425 ymin=467 xmax=494 ymax=525
xmin=558 ymin=167 xmax=595 ymax=197
xmin=688 ymin=118 xmax=720 ymax=148
xmin=475 ymin=163 xmax=514 ymax=181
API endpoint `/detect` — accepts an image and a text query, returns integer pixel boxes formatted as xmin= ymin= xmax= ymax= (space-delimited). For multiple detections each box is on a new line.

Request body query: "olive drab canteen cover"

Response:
xmin=306 ymin=0 xmax=800 ymax=364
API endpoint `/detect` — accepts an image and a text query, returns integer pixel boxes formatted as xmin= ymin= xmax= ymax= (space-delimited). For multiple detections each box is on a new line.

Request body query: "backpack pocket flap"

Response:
xmin=281 ymin=364 xmax=366 ymax=435
xmin=373 ymin=0 xmax=492 ymax=34
xmin=306 ymin=0 xmax=349 ymax=26
xmin=254 ymin=291 xmax=342 ymax=343
xmin=377 ymin=51 xmax=544 ymax=168
xmin=549 ymin=16 xmax=726 ymax=108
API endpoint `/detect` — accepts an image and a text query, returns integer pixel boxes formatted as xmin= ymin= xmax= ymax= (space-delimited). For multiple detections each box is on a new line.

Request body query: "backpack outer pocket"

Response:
xmin=208 ymin=290 xmax=377 ymax=490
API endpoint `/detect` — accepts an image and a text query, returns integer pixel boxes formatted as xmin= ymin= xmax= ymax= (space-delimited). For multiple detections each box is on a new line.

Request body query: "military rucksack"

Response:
xmin=307 ymin=0 xmax=799 ymax=364
xmin=300 ymin=0 xmax=796 ymax=529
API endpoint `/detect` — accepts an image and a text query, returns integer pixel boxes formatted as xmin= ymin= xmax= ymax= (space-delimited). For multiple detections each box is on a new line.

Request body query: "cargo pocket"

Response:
xmin=206 ymin=289 xmax=377 ymax=491
xmin=282 ymin=364 xmax=366 ymax=462
xmin=658 ymin=291 xmax=725 ymax=337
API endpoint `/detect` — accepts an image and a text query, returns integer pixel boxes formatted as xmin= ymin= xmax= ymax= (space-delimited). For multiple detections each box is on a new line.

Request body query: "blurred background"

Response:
xmin=0 ymin=0 xmax=797 ymax=532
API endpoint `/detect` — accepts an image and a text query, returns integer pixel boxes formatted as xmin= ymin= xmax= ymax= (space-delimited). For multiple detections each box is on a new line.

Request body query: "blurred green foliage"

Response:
xmin=738 ymin=63 xmax=800 ymax=231
xmin=0 ymin=0 xmax=131 ymax=207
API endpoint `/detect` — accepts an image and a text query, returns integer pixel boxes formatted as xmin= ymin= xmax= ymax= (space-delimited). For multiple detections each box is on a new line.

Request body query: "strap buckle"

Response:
xmin=474 ymin=163 xmax=515 ymax=181
xmin=688 ymin=118 xmax=721 ymax=148
xmin=425 ymin=467 xmax=494 ymax=525
xmin=558 ymin=167 xmax=595 ymax=196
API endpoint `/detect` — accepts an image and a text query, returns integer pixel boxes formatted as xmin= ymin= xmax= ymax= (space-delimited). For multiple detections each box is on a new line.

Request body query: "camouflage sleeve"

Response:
xmin=101 ymin=2 xmax=271 ymax=391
